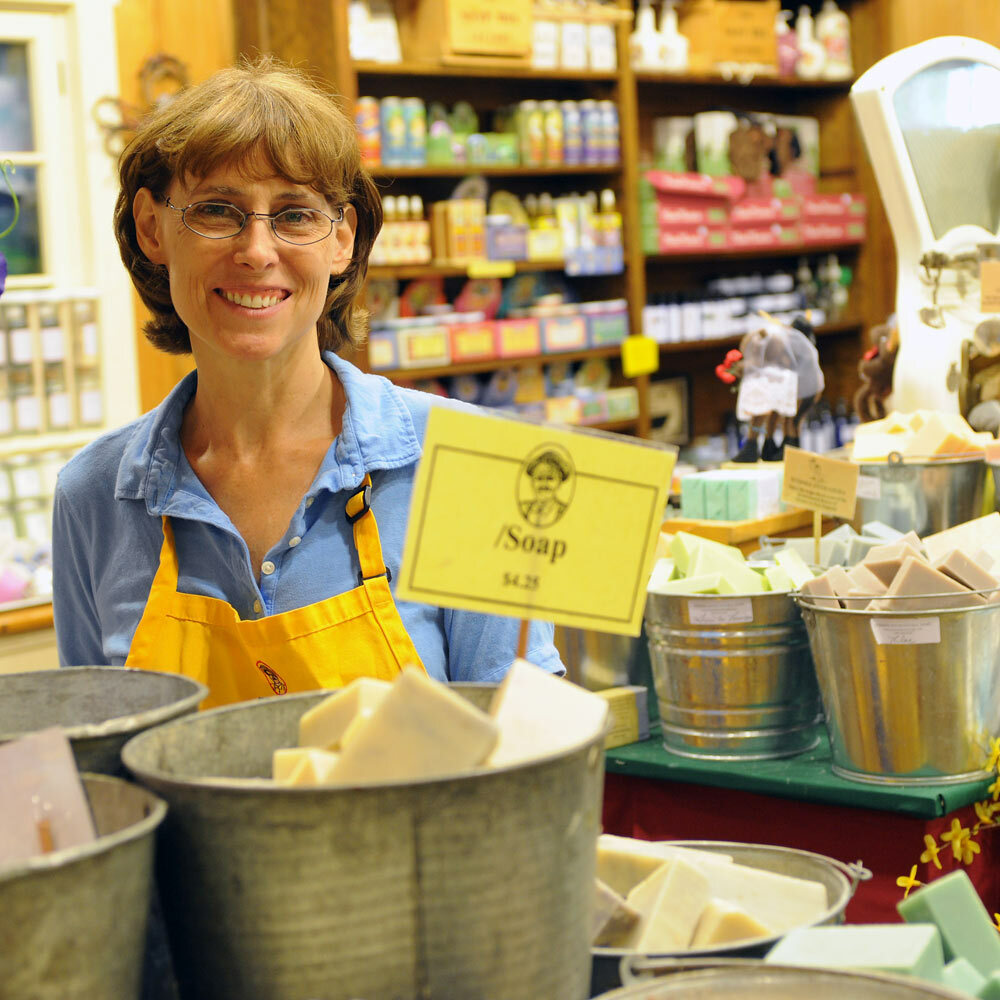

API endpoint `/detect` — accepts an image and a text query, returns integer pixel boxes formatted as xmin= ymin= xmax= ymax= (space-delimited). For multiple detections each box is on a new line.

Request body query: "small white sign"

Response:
xmin=856 ymin=474 xmax=881 ymax=500
xmin=870 ymin=617 xmax=941 ymax=645
xmin=687 ymin=597 xmax=755 ymax=626
xmin=737 ymin=366 xmax=798 ymax=421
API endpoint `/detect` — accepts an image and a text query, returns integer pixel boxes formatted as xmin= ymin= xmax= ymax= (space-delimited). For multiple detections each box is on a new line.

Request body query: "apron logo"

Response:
xmin=255 ymin=660 xmax=288 ymax=695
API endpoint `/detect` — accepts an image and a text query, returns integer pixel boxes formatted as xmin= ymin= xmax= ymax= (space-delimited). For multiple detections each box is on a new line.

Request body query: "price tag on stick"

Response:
xmin=397 ymin=408 xmax=676 ymax=637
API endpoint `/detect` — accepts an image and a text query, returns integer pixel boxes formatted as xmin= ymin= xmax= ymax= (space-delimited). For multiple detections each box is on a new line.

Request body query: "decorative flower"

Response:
xmin=988 ymin=737 xmax=1000 ymax=772
xmin=940 ymin=818 xmax=972 ymax=862
xmin=896 ymin=865 xmax=922 ymax=898
xmin=920 ymin=834 xmax=943 ymax=870
xmin=960 ymin=838 xmax=982 ymax=866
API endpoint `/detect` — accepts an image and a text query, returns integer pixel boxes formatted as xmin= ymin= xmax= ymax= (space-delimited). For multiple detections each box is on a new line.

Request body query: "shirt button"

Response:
xmin=289 ymin=536 xmax=301 ymax=547
xmin=261 ymin=560 xmax=275 ymax=575
xmin=305 ymin=496 xmax=315 ymax=508
xmin=253 ymin=599 xmax=262 ymax=614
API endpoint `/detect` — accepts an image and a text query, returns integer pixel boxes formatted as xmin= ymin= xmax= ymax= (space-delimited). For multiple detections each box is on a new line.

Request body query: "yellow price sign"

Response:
xmin=621 ymin=335 xmax=659 ymax=378
xmin=781 ymin=445 xmax=859 ymax=520
xmin=467 ymin=260 xmax=516 ymax=279
xmin=397 ymin=407 xmax=676 ymax=635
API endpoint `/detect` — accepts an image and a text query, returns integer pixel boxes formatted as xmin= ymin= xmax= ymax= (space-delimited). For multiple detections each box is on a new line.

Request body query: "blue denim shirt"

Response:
xmin=52 ymin=352 xmax=563 ymax=683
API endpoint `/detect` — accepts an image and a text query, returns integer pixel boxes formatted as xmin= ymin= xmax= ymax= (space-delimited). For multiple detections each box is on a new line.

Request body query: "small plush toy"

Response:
xmin=854 ymin=318 xmax=899 ymax=422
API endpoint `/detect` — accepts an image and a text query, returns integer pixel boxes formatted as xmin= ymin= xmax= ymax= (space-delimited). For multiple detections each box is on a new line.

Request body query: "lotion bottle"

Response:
xmin=657 ymin=0 xmax=689 ymax=74
xmin=630 ymin=0 xmax=659 ymax=70
xmin=816 ymin=0 xmax=853 ymax=80
xmin=794 ymin=5 xmax=825 ymax=80
xmin=775 ymin=9 xmax=798 ymax=79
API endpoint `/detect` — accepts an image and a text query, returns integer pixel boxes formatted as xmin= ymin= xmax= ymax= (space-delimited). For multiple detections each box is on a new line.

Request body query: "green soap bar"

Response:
xmin=670 ymin=531 xmax=743 ymax=575
xmin=766 ymin=924 xmax=944 ymax=982
xmin=977 ymin=971 xmax=1000 ymax=998
xmin=941 ymin=957 xmax=985 ymax=995
xmin=654 ymin=573 xmax=722 ymax=594
xmin=726 ymin=479 xmax=756 ymax=522
xmin=774 ymin=547 xmax=815 ymax=588
xmin=680 ymin=476 xmax=706 ymax=519
xmin=898 ymin=870 xmax=1000 ymax=977
xmin=703 ymin=479 xmax=728 ymax=520
xmin=715 ymin=561 xmax=768 ymax=595
xmin=764 ymin=564 xmax=794 ymax=592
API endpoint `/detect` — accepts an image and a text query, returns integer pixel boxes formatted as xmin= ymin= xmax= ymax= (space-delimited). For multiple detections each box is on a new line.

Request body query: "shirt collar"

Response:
xmin=115 ymin=352 xmax=422 ymax=515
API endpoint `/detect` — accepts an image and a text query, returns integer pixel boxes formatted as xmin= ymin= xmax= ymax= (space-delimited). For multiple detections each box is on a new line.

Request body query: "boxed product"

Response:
xmin=541 ymin=314 xmax=589 ymax=353
xmin=656 ymin=196 xmax=728 ymax=228
xmin=724 ymin=224 xmax=800 ymax=250
xmin=800 ymin=192 xmax=868 ymax=221
xmin=656 ymin=227 xmax=727 ymax=254
xmin=485 ymin=215 xmax=529 ymax=261
xmin=367 ymin=330 xmax=398 ymax=371
xmin=728 ymin=197 xmax=801 ymax=227
xmin=584 ymin=300 xmax=629 ymax=347
xmin=799 ymin=220 xmax=866 ymax=245
xmin=495 ymin=317 xmax=542 ymax=358
xmin=449 ymin=320 xmax=498 ymax=363
xmin=396 ymin=323 xmax=451 ymax=368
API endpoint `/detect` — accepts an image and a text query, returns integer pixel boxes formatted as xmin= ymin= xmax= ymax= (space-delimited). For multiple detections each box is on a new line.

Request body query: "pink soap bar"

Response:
xmin=799 ymin=574 xmax=841 ymax=609
xmin=848 ymin=564 xmax=888 ymax=595
xmin=822 ymin=566 xmax=871 ymax=609
xmin=864 ymin=540 xmax=928 ymax=587
xmin=876 ymin=556 xmax=987 ymax=612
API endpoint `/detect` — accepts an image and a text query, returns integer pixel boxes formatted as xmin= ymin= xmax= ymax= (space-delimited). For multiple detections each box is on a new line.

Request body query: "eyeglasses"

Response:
xmin=165 ymin=198 xmax=344 ymax=245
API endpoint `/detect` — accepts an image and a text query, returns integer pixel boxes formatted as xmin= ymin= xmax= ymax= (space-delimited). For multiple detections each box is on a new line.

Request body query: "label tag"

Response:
xmin=982 ymin=260 xmax=1000 ymax=313
xmin=468 ymin=260 xmax=516 ymax=279
xmin=736 ymin=366 xmax=798 ymax=420
xmin=621 ymin=335 xmax=659 ymax=378
xmin=870 ymin=616 xmax=941 ymax=645
xmin=855 ymin=474 xmax=881 ymax=500
xmin=687 ymin=597 xmax=754 ymax=625
xmin=782 ymin=445 xmax=860 ymax=519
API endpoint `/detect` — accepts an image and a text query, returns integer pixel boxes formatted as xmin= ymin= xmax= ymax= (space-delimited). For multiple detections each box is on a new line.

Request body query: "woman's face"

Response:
xmin=133 ymin=160 xmax=356 ymax=366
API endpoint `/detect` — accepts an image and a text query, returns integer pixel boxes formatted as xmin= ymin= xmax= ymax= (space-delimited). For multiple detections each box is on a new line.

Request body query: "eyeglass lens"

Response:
xmin=182 ymin=202 xmax=339 ymax=244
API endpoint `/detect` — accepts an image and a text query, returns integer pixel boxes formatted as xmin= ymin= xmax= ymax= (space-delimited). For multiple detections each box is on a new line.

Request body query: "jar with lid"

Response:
xmin=10 ymin=368 xmax=42 ymax=434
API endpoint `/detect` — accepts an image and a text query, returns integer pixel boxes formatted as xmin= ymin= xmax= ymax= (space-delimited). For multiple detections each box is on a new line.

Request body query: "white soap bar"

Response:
xmin=272 ymin=747 xmax=313 ymax=782
xmin=592 ymin=878 xmax=641 ymax=946
xmin=596 ymin=834 xmax=733 ymax=897
xmin=822 ymin=565 xmax=869 ymax=610
xmin=488 ymin=658 xmax=609 ymax=767
xmin=648 ymin=557 xmax=678 ymax=593
xmin=924 ymin=514 xmax=1000 ymax=565
xmin=691 ymin=897 xmax=774 ymax=948
xmin=774 ymin=547 xmax=814 ymax=589
xmin=623 ymin=857 xmax=711 ymax=952
xmin=298 ymin=677 xmax=391 ymax=750
xmin=684 ymin=853 xmax=828 ymax=933
xmin=329 ymin=667 xmax=499 ymax=783
xmin=861 ymin=520 xmax=903 ymax=542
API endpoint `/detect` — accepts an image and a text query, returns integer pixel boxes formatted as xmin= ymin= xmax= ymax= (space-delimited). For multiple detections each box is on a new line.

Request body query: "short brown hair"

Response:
xmin=115 ymin=56 xmax=382 ymax=355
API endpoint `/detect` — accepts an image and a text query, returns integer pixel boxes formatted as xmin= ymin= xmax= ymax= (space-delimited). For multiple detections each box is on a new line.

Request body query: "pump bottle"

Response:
xmin=630 ymin=0 xmax=659 ymax=70
xmin=657 ymin=0 xmax=689 ymax=74
xmin=794 ymin=5 xmax=825 ymax=80
xmin=815 ymin=0 xmax=853 ymax=80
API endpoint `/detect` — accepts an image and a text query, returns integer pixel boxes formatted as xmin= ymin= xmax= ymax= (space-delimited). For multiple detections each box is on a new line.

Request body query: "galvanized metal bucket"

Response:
xmin=0 ymin=773 xmax=167 ymax=1000
xmin=798 ymin=597 xmax=1000 ymax=784
xmin=121 ymin=685 xmax=605 ymax=1000
xmin=851 ymin=453 xmax=985 ymax=536
xmin=590 ymin=841 xmax=869 ymax=996
xmin=596 ymin=960 xmax=968 ymax=998
xmin=0 ymin=667 xmax=207 ymax=776
xmin=644 ymin=591 xmax=822 ymax=760
xmin=555 ymin=625 xmax=646 ymax=689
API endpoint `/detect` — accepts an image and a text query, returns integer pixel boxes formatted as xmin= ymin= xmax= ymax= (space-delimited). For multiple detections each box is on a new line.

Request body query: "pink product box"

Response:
xmin=656 ymin=195 xmax=728 ymax=229
xmin=541 ymin=314 xmax=589 ymax=353
xmin=729 ymin=197 xmax=801 ymax=228
xmin=800 ymin=219 xmax=867 ymax=245
xmin=646 ymin=170 xmax=746 ymax=203
xmin=656 ymin=226 xmax=727 ymax=255
xmin=368 ymin=331 xmax=399 ymax=371
xmin=724 ymin=224 xmax=801 ymax=250
xmin=800 ymin=192 xmax=868 ymax=221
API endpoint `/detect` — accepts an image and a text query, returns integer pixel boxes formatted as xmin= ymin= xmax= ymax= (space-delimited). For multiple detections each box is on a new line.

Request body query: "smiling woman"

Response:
xmin=50 ymin=57 xmax=563 ymax=705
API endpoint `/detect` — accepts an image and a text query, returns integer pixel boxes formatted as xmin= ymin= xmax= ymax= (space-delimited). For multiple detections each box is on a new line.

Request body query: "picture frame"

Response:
xmin=647 ymin=374 xmax=690 ymax=445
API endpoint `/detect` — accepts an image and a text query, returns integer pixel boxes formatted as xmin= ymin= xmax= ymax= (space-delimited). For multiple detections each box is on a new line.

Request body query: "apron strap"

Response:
xmin=345 ymin=473 xmax=390 ymax=585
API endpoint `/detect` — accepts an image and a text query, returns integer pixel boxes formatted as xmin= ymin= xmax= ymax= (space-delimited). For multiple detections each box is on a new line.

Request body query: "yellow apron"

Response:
xmin=125 ymin=475 xmax=424 ymax=708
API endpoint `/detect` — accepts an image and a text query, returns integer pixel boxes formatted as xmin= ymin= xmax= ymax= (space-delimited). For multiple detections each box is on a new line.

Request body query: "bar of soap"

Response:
xmin=876 ymin=555 xmax=986 ymax=612
xmin=940 ymin=957 xmax=985 ymax=996
xmin=713 ymin=560 xmax=768 ymax=595
xmin=704 ymin=477 xmax=728 ymax=520
xmin=863 ymin=540 xmax=927 ymax=587
xmin=764 ymin=564 xmax=794 ymax=592
xmin=924 ymin=514 xmax=1000 ymax=565
xmin=846 ymin=535 xmax=886 ymax=567
xmin=622 ymin=856 xmax=711 ymax=952
xmin=774 ymin=547 xmax=815 ymax=589
xmin=647 ymin=557 xmax=678 ymax=593
xmin=934 ymin=549 xmax=1000 ymax=596
xmin=897 ymin=870 xmax=1000 ymax=977
xmin=670 ymin=532 xmax=744 ymax=574
xmin=298 ymin=677 xmax=391 ymax=750
xmin=282 ymin=748 xmax=341 ymax=786
xmin=487 ymin=658 xmax=609 ymax=767
xmin=680 ymin=476 xmax=706 ymax=519
xmin=766 ymin=924 xmax=944 ymax=981
xmin=691 ymin=898 xmax=774 ymax=947
xmin=847 ymin=564 xmax=888 ymax=596
xmin=272 ymin=747 xmax=314 ymax=782
xmin=329 ymin=666 xmax=499 ymax=782
xmin=596 ymin=835 xmax=733 ymax=897
xmin=592 ymin=878 xmax=641 ymax=946
xmin=862 ymin=520 xmax=903 ymax=542
xmin=798 ymin=574 xmax=840 ymax=609
xmin=684 ymin=853 xmax=828 ymax=933
xmin=651 ymin=573 xmax=723 ymax=595
xmin=977 ymin=971 xmax=1000 ymax=999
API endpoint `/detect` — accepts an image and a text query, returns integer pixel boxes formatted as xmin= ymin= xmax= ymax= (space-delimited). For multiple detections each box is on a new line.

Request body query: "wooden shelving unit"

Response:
xmin=354 ymin=60 xmax=619 ymax=81
xmin=368 ymin=164 xmax=620 ymax=178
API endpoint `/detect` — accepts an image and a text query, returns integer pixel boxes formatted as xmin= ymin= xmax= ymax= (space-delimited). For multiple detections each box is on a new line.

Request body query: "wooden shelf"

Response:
xmin=644 ymin=241 xmax=864 ymax=264
xmin=377 ymin=344 xmax=625 ymax=381
xmin=353 ymin=60 xmax=619 ymax=81
xmin=369 ymin=164 xmax=620 ymax=178
xmin=368 ymin=258 xmax=571 ymax=280
xmin=655 ymin=319 xmax=863 ymax=355
xmin=635 ymin=71 xmax=854 ymax=91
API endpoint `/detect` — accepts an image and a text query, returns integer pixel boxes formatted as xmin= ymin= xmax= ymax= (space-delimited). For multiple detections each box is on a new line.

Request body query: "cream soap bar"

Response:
xmin=283 ymin=749 xmax=341 ymax=786
xmin=487 ymin=658 xmax=609 ymax=767
xmin=924 ymin=513 xmax=1000 ymax=565
xmin=623 ymin=857 xmax=711 ymax=952
xmin=592 ymin=878 xmax=641 ymax=946
xmin=863 ymin=540 xmax=926 ymax=587
xmin=765 ymin=924 xmax=944 ymax=981
xmin=774 ymin=548 xmax=814 ymax=589
xmin=691 ymin=898 xmax=773 ymax=947
xmin=298 ymin=677 xmax=391 ymax=750
xmin=934 ymin=549 xmax=1000 ymax=595
xmin=874 ymin=556 xmax=985 ymax=612
xmin=897 ymin=870 xmax=1000 ymax=976
xmin=596 ymin=835 xmax=733 ymax=897
xmin=798 ymin=574 xmax=840 ymax=609
xmin=329 ymin=667 xmax=499 ymax=783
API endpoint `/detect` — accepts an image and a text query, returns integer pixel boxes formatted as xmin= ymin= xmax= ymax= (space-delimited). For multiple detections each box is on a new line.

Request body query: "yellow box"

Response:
xmin=397 ymin=0 xmax=533 ymax=65
xmin=678 ymin=0 xmax=779 ymax=73
xmin=596 ymin=686 xmax=651 ymax=750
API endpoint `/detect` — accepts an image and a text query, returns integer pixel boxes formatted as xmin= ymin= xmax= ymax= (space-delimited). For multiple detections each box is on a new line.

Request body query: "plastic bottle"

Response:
xmin=657 ymin=0 xmax=689 ymax=74
xmin=815 ymin=0 xmax=853 ymax=80
xmin=775 ymin=10 xmax=798 ymax=79
xmin=629 ymin=0 xmax=660 ymax=70
xmin=794 ymin=6 xmax=825 ymax=80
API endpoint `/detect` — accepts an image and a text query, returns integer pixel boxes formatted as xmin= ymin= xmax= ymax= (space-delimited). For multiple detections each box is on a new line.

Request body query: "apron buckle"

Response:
xmin=358 ymin=565 xmax=392 ymax=586
xmin=345 ymin=483 xmax=372 ymax=524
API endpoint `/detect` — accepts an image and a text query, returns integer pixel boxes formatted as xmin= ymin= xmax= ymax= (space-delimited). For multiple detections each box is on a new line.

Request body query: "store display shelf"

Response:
xmin=368 ymin=258 xmax=571 ymax=280
xmin=0 ymin=428 xmax=101 ymax=461
xmin=655 ymin=319 xmax=863 ymax=355
xmin=353 ymin=60 xmax=619 ymax=82
xmin=645 ymin=241 xmax=864 ymax=264
xmin=377 ymin=344 xmax=624 ymax=381
xmin=0 ymin=599 xmax=53 ymax=636
xmin=369 ymin=164 xmax=620 ymax=178
xmin=634 ymin=71 xmax=854 ymax=91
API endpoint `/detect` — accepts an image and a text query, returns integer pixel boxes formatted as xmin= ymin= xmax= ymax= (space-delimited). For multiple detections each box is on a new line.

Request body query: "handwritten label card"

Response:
xmin=870 ymin=617 xmax=941 ymax=645
xmin=781 ymin=445 xmax=859 ymax=520
xmin=397 ymin=407 xmax=676 ymax=635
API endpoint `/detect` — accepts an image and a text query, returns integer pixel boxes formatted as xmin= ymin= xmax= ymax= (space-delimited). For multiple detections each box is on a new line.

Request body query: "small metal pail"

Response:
xmin=0 ymin=773 xmax=166 ymax=1000
xmin=554 ymin=625 xmax=646 ymax=689
xmin=121 ymin=685 xmax=605 ymax=1000
xmin=0 ymin=667 xmax=207 ymax=776
xmin=590 ymin=841 xmax=869 ymax=995
xmin=798 ymin=598 xmax=1000 ymax=784
xmin=645 ymin=591 xmax=822 ymax=760
xmin=595 ymin=960 xmax=967 ymax=998
xmin=851 ymin=453 xmax=985 ymax=536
